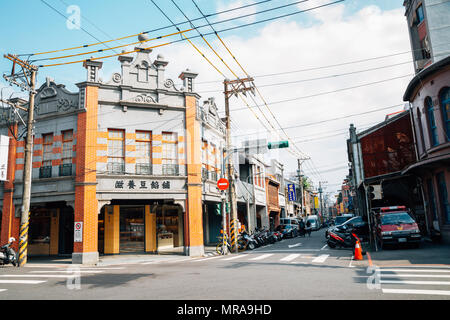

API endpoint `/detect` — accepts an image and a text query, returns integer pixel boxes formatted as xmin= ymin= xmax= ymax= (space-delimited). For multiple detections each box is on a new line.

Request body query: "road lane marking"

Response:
xmin=380 ymin=280 xmax=450 ymax=285
xmin=382 ymin=288 xmax=450 ymax=296
xmin=280 ymin=254 xmax=301 ymax=262
xmin=0 ymin=274 xmax=82 ymax=278
xmin=348 ymin=256 xmax=354 ymax=268
xmin=249 ymin=254 xmax=273 ymax=261
xmin=380 ymin=269 xmax=450 ymax=273
xmin=191 ymin=256 xmax=223 ymax=262
xmin=223 ymin=255 xmax=248 ymax=261
xmin=0 ymin=289 xmax=7 ymax=292
xmin=312 ymin=254 xmax=329 ymax=263
xmin=288 ymin=243 xmax=302 ymax=248
xmin=381 ymin=274 xmax=450 ymax=278
xmin=320 ymin=244 xmax=328 ymax=250
xmin=0 ymin=280 xmax=46 ymax=284
xmin=29 ymin=270 xmax=104 ymax=273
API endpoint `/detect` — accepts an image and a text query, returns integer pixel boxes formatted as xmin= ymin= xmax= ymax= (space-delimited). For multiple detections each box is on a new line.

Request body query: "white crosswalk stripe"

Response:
xmin=280 ymin=254 xmax=301 ymax=262
xmin=249 ymin=254 xmax=273 ymax=261
xmin=0 ymin=280 xmax=46 ymax=284
xmin=378 ymin=267 xmax=450 ymax=296
xmin=223 ymin=255 xmax=248 ymax=261
xmin=0 ymin=289 xmax=7 ymax=292
xmin=312 ymin=254 xmax=329 ymax=263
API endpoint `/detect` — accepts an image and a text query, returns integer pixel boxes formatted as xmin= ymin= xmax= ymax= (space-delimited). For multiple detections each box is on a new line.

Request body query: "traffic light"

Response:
xmin=268 ymin=140 xmax=289 ymax=149
xmin=368 ymin=184 xmax=382 ymax=200
xmin=215 ymin=204 xmax=221 ymax=216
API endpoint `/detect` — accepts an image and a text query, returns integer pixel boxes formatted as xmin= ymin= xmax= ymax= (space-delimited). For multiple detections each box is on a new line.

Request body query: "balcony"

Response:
xmin=59 ymin=164 xmax=72 ymax=177
xmin=136 ymin=163 xmax=152 ymax=175
xmin=162 ymin=164 xmax=179 ymax=176
xmin=39 ymin=166 xmax=52 ymax=179
xmin=107 ymin=162 xmax=125 ymax=174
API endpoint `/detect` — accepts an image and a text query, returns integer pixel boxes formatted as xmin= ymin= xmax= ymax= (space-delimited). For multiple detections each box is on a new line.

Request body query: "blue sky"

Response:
xmin=0 ymin=1 xmax=411 ymax=195
xmin=0 ymin=0 xmax=405 ymax=91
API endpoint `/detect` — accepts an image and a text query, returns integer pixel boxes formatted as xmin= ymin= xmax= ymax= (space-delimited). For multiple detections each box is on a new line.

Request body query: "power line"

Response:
xmin=190 ymin=0 xmax=310 ymax=159
xmin=32 ymin=0 xmax=346 ymax=67
xmin=232 ymin=103 xmax=405 ymax=137
xmin=39 ymin=0 xmax=120 ymax=54
xmin=222 ymin=74 xmax=413 ymax=115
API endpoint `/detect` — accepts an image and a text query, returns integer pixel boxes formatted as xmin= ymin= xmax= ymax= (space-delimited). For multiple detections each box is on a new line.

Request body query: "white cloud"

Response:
xmin=123 ymin=3 xmax=413 ymax=194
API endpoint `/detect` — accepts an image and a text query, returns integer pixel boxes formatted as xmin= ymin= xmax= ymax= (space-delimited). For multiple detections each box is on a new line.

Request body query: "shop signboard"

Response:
xmin=0 ymin=135 xmax=9 ymax=181
xmin=74 ymin=222 xmax=83 ymax=242
xmin=287 ymin=184 xmax=296 ymax=201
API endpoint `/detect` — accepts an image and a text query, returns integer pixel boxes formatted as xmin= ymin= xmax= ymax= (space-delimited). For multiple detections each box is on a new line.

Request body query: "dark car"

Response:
xmin=374 ymin=206 xmax=421 ymax=249
xmin=333 ymin=214 xmax=354 ymax=226
xmin=326 ymin=216 xmax=369 ymax=241
xmin=275 ymin=224 xmax=298 ymax=238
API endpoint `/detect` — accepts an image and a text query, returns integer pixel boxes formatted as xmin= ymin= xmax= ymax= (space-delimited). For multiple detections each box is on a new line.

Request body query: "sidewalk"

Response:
xmin=23 ymin=246 xmax=220 ymax=267
xmin=365 ymin=240 xmax=450 ymax=267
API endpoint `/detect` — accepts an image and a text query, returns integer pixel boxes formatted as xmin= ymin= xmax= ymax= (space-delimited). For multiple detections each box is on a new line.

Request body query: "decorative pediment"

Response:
xmin=34 ymin=80 xmax=80 ymax=117
xmin=133 ymin=93 xmax=157 ymax=104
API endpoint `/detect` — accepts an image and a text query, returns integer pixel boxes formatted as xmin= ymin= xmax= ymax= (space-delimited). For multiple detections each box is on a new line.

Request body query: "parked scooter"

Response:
xmin=0 ymin=237 xmax=18 ymax=267
xmin=327 ymin=229 xmax=364 ymax=253
xmin=239 ymin=230 xmax=259 ymax=250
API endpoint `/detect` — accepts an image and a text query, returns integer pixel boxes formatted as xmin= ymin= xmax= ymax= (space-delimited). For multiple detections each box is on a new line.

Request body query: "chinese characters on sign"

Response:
xmin=114 ymin=180 xmax=171 ymax=190
xmin=287 ymin=184 xmax=296 ymax=202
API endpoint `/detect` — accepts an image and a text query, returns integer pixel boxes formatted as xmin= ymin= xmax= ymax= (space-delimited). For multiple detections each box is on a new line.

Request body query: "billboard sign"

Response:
xmin=0 ymin=135 xmax=9 ymax=181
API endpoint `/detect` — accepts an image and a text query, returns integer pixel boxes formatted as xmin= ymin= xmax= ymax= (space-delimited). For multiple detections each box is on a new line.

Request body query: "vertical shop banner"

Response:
xmin=74 ymin=222 xmax=83 ymax=242
xmin=0 ymin=135 xmax=9 ymax=181
xmin=287 ymin=184 xmax=296 ymax=201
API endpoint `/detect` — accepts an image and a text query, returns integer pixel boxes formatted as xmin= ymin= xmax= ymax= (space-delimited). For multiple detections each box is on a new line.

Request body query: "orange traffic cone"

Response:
xmin=354 ymin=240 xmax=363 ymax=260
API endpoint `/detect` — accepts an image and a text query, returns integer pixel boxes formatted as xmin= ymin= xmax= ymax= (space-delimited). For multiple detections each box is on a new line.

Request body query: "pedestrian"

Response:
xmin=298 ymin=219 xmax=306 ymax=237
xmin=306 ymin=219 xmax=312 ymax=237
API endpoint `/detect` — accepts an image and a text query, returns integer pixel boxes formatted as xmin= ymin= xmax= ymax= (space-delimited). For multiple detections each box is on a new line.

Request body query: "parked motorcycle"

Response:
xmin=0 ymin=237 xmax=18 ymax=267
xmin=238 ymin=231 xmax=259 ymax=250
xmin=327 ymin=229 xmax=365 ymax=254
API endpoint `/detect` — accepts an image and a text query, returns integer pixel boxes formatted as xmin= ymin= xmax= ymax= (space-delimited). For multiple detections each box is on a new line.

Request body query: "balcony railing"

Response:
xmin=39 ymin=166 xmax=52 ymax=179
xmin=59 ymin=163 xmax=72 ymax=177
xmin=202 ymin=167 xmax=208 ymax=180
xmin=107 ymin=162 xmax=125 ymax=174
xmin=136 ymin=163 xmax=152 ymax=175
xmin=162 ymin=164 xmax=179 ymax=176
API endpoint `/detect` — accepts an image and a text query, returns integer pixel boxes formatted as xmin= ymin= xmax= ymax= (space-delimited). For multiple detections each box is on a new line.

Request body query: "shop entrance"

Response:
xmin=120 ymin=206 xmax=145 ymax=253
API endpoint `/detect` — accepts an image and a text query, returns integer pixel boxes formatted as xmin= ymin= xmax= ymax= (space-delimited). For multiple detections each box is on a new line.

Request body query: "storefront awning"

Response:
xmin=401 ymin=153 xmax=450 ymax=175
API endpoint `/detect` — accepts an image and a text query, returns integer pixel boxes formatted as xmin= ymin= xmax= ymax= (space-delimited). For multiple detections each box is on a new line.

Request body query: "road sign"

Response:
xmin=74 ymin=222 xmax=83 ymax=242
xmin=217 ymin=178 xmax=229 ymax=190
xmin=268 ymin=140 xmax=289 ymax=149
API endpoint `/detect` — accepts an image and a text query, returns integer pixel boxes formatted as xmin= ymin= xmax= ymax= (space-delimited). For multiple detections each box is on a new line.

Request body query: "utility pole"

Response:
xmin=318 ymin=181 xmax=327 ymax=223
xmin=3 ymin=54 xmax=38 ymax=267
xmin=224 ymin=77 xmax=255 ymax=253
xmin=297 ymin=158 xmax=309 ymax=217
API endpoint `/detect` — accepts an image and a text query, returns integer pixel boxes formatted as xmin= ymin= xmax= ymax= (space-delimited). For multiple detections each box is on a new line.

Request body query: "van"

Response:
xmin=306 ymin=215 xmax=321 ymax=231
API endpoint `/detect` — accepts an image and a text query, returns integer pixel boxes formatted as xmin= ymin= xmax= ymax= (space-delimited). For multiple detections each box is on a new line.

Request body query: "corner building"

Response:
xmin=0 ymin=42 xmax=211 ymax=264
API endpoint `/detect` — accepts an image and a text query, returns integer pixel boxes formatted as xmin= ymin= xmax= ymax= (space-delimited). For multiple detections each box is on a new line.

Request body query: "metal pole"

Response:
xmin=298 ymin=159 xmax=304 ymax=217
xmin=18 ymin=68 xmax=37 ymax=267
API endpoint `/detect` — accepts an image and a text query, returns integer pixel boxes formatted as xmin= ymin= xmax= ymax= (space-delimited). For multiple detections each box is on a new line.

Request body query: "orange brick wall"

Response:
xmin=74 ymin=85 xmax=99 ymax=254
xmin=1 ymin=124 xmax=20 ymax=251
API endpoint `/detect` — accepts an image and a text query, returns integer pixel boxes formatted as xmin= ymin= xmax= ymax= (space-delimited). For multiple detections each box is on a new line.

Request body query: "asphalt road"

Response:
xmin=1 ymin=228 xmax=450 ymax=300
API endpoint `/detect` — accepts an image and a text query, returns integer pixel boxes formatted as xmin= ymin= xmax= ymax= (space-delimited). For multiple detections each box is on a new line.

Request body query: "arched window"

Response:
xmin=426 ymin=96 xmax=439 ymax=146
xmin=440 ymin=87 xmax=450 ymax=141
xmin=416 ymin=108 xmax=426 ymax=154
